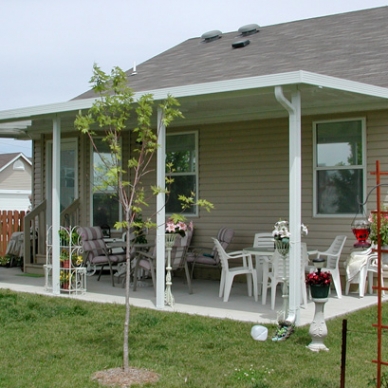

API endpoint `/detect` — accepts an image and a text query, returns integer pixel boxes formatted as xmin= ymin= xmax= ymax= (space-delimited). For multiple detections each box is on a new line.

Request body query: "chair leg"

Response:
xmin=358 ymin=266 xmax=367 ymax=298
xmin=331 ymin=270 xmax=342 ymax=298
xmin=223 ymin=274 xmax=234 ymax=302
xmin=219 ymin=271 xmax=226 ymax=298
xmin=184 ymin=262 xmax=193 ymax=294
xmin=246 ymin=273 xmax=253 ymax=297
xmin=251 ymin=271 xmax=258 ymax=302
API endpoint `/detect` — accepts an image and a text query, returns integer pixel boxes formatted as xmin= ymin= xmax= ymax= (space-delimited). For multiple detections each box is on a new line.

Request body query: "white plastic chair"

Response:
xmin=252 ymin=233 xmax=274 ymax=295
xmin=366 ymin=253 xmax=386 ymax=296
xmin=262 ymin=243 xmax=308 ymax=309
xmin=212 ymin=238 xmax=258 ymax=302
xmin=345 ymin=248 xmax=372 ymax=297
xmin=317 ymin=235 xmax=347 ymax=298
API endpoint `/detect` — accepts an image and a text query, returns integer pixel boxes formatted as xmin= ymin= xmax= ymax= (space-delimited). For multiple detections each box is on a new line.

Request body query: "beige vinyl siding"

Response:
xmin=0 ymin=161 xmax=31 ymax=190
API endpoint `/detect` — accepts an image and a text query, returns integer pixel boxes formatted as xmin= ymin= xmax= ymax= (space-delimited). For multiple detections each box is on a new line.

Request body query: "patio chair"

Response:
xmin=315 ymin=235 xmax=347 ymax=298
xmin=345 ymin=247 xmax=372 ymax=297
xmin=187 ymin=227 xmax=234 ymax=278
xmin=212 ymin=238 xmax=258 ymax=302
xmin=133 ymin=227 xmax=194 ymax=294
xmin=77 ymin=226 xmax=126 ymax=287
xmin=252 ymin=232 xmax=274 ymax=295
xmin=366 ymin=253 xmax=387 ymax=296
xmin=261 ymin=243 xmax=308 ymax=309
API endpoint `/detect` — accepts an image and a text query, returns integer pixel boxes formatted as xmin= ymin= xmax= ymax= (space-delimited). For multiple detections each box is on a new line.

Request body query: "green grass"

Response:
xmin=0 ymin=289 xmax=387 ymax=388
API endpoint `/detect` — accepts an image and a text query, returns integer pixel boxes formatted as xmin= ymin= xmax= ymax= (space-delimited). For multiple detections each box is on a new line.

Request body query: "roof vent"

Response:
xmin=201 ymin=30 xmax=222 ymax=42
xmin=238 ymin=24 xmax=260 ymax=36
xmin=232 ymin=40 xmax=250 ymax=49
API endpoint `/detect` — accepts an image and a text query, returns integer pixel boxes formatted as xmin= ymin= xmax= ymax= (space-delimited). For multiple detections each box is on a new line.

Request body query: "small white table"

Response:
xmin=243 ymin=247 xmax=275 ymax=296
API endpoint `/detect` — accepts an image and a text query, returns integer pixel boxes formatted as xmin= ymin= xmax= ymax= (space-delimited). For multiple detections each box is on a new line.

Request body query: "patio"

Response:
xmin=0 ymin=265 xmax=381 ymax=327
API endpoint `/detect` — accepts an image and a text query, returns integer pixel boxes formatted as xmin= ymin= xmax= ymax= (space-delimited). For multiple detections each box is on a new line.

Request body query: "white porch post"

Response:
xmin=52 ymin=116 xmax=61 ymax=295
xmin=156 ymin=108 xmax=166 ymax=309
xmin=275 ymin=87 xmax=302 ymax=325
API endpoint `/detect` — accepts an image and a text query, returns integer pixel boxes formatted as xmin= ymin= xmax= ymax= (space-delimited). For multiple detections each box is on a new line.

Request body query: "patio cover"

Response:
xmin=1 ymin=70 xmax=388 ymax=323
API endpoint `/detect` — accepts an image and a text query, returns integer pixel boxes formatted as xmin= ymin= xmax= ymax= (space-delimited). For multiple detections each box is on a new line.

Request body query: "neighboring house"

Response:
xmin=1 ymin=6 xmax=388 ymax=319
xmin=0 ymin=153 xmax=32 ymax=211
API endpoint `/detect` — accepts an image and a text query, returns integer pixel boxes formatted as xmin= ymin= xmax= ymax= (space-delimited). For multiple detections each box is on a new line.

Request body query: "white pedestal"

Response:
xmin=307 ymin=297 xmax=329 ymax=352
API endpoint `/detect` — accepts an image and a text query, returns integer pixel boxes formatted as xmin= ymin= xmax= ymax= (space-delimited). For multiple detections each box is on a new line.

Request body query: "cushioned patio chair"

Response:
xmin=187 ymin=227 xmax=234 ymax=278
xmin=133 ymin=227 xmax=194 ymax=294
xmin=77 ymin=226 xmax=126 ymax=287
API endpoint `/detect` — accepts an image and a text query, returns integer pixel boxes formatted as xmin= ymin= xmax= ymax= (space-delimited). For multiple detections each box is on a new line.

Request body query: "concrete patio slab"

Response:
xmin=0 ymin=266 xmax=383 ymax=327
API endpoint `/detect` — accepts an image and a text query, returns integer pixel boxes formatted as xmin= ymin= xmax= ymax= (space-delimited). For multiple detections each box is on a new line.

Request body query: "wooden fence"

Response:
xmin=0 ymin=210 xmax=25 ymax=257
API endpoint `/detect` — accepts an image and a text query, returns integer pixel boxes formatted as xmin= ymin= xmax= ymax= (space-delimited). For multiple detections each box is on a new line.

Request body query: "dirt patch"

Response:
xmin=92 ymin=367 xmax=160 ymax=387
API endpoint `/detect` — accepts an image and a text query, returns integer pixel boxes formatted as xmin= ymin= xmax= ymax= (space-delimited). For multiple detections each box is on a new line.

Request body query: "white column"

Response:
xmin=288 ymin=90 xmax=302 ymax=325
xmin=155 ymin=108 xmax=166 ymax=309
xmin=52 ymin=116 xmax=61 ymax=295
xmin=274 ymin=86 xmax=302 ymax=325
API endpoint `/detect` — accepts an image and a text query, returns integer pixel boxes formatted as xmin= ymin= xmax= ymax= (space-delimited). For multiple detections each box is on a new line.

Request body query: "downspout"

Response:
xmin=274 ymin=86 xmax=302 ymax=325
xmin=155 ymin=108 xmax=166 ymax=309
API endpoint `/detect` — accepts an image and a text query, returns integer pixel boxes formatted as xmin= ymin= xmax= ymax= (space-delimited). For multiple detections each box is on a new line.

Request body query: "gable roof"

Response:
xmin=0 ymin=153 xmax=32 ymax=172
xmin=75 ymin=6 xmax=388 ymax=100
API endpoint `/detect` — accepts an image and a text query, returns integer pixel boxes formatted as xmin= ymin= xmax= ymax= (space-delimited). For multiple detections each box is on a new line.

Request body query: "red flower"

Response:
xmin=306 ymin=270 xmax=332 ymax=286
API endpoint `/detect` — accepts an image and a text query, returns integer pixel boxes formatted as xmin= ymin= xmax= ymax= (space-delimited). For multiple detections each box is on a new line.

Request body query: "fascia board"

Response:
xmin=299 ymin=71 xmax=388 ymax=99
xmin=1 ymin=71 xmax=388 ymax=123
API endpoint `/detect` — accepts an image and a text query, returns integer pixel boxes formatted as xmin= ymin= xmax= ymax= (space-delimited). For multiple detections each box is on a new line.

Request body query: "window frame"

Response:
xmin=312 ymin=117 xmax=367 ymax=218
xmin=165 ymin=131 xmax=198 ymax=217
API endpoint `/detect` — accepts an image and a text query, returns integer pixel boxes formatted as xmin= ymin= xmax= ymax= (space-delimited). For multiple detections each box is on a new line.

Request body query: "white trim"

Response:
xmin=0 ymin=189 xmax=31 ymax=194
xmin=1 ymin=71 xmax=388 ymax=123
xmin=0 ymin=153 xmax=32 ymax=173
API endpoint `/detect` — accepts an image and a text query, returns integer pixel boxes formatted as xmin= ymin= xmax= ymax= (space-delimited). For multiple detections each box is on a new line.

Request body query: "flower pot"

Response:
xmin=61 ymin=259 xmax=71 ymax=268
xmin=310 ymin=284 xmax=330 ymax=299
xmin=61 ymin=282 xmax=70 ymax=290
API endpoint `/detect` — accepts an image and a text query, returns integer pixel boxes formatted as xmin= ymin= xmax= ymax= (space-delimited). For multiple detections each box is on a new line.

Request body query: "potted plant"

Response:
xmin=58 ymin=227 xmax=80 ymax=246
xmin=272 ymin=220 xmax=308 ymax=255
xmin=60 ymin=249 xmax=71 ymax=268
xmin=306 ymin=270 xmax=332 ymax=298
xmin=59 ymin=270 xmax=70 ymax=290
xmin=368 ymin=209 xmax=388 ymax=262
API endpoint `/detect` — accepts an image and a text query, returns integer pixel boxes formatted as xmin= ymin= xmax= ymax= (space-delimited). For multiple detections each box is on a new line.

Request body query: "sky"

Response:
xmin=1 ymin=0 xmax=387 ymax=157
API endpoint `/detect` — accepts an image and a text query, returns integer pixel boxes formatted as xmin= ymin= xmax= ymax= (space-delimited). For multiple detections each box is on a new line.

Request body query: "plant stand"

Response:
xmin=274 ymin=240 xmax=290 ymax=322
xmin=164 ymin=233 xmax=177 ymax=306
xmin=307 ymin=296 xmax=329 ymax=352
xmin=45 ymin=225 xmax=86 ymax=295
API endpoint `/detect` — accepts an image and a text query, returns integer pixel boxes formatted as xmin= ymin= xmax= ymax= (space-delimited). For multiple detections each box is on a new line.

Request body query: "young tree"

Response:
xmin=75 ymin=64 xmax=212 ymax=372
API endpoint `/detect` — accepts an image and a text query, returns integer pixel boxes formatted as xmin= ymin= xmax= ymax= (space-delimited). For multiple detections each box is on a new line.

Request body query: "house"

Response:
xmin=0 ymin=153 xmax=32 ymax=211
xmin=1 ymin=6 xmax=388 ymax=323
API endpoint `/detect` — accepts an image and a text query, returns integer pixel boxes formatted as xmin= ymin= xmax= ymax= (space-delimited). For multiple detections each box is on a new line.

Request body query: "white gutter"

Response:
xmin=274 ymin=86 xmax=302 ymax=326
xmin=1 ymin=71 xmax=388 ymax=123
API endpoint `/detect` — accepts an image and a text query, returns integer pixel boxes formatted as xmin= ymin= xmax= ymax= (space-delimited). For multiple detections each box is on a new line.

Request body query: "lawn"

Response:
xmin=0 ymin=289 xmax=386 ymax=387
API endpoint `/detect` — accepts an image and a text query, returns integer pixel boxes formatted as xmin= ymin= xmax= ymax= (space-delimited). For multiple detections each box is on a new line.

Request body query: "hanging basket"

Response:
xmin=310 ymin=284 xmax=330 ymax=299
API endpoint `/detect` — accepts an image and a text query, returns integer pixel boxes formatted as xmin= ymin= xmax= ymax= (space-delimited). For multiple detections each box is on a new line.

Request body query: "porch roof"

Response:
xmin=1 ymin=70 xmax=388 ymax=137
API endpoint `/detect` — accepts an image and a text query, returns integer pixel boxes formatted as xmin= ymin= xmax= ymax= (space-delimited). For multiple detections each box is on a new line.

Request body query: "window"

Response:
xmin=92 ymin=138 xmax=120 ymax=229
xmin=166 ymin=132 xmax=198 ymax=215
xmin=313 ymin=119 xmax=365 ymax=216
